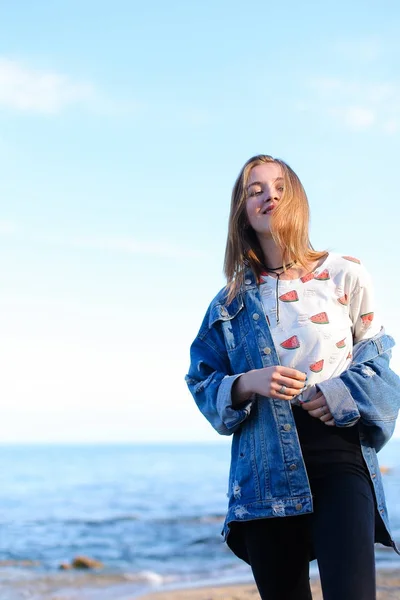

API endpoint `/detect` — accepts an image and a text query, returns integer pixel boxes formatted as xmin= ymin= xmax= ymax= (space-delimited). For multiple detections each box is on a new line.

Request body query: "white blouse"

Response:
xmin=259 ymin=253 xmax=382 ymax=402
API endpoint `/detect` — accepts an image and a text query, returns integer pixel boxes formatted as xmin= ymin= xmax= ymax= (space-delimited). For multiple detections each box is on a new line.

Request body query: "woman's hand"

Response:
xmin=301 ymin=391 xmax=335 ymax=426
xmin=232 ymin=366 xmax=306 ymax=406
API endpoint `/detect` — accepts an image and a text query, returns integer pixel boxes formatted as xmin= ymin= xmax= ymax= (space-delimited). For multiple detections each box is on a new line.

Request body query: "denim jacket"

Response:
xmin=185 ymin=272 xmax=400 ymax=551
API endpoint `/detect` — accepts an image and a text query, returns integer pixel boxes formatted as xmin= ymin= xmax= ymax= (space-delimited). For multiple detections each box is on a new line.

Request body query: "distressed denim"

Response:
xmin=185 ymin=271 xmax=400 ymax=551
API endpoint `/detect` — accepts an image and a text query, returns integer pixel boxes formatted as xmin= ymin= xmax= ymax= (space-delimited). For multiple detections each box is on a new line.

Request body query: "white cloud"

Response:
xmin=382 ymin=119 xmax=400 ymax=134
xmin=66 ymin=236 xmax=208 ymax=259
xmin=67 ymin=234 xmax=207 ymax=259
xmin=0 ymin=57 xmax=95 ymax=113
xmin=30 ymin=230 xmax=207 ymax=259
xmin=329 ymin=106 xmax=376 ymax=131
xmin=0 ymin=219 xmax=208 ymax=259
xmin=334 ymin=36 xmax=384 ymax=62
xmin=310 ymin=77 xmax=400 ymax=134
xmin=0 ymin=219 xmax=18 ymax=234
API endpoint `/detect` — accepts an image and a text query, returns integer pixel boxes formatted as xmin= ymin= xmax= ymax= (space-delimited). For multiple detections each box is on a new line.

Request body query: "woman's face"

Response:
xmin=245 ymin=162 xmax=284 ymax=235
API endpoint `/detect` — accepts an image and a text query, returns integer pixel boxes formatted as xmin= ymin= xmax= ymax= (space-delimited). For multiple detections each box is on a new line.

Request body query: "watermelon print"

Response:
xmin=279 ymin=290 xmax=299 ymax=302
xmin=315 ymin=269 xmax=330 ymax=281
xmin=257 ymin=253 xmax=376 ymax=394
xmin=310 ymin=360 xmax=324 ymax=373
xmin=361 ymin=312 xmax=374 ymax=326
xmin=310 ymin=312 xmax=329 ymax=324
xmin=300 ymin=272 xmax=314 ymax=283
xmin=280 ymin=335 xmax=300 ymax=350
xmin=343 ymin=256 xmax=361 ymax=264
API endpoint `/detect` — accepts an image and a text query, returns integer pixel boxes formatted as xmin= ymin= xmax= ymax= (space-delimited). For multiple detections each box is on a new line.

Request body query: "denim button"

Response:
xmin=295 ymin=503 xmax=302 ymax=511
xmin=283 ymin=424 xmax=292 ymax=432
xmin=289 ymin=464 xmax=297 ymax=471
xmin=253 ymin=313 xmax=260 ymax=320
xmin=263 ymin=347 xmax=272 ymax=355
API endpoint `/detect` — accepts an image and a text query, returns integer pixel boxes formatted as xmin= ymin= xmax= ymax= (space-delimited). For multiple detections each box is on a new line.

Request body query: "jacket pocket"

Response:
xmin=208 ymin=296 xmax=249 ymax=351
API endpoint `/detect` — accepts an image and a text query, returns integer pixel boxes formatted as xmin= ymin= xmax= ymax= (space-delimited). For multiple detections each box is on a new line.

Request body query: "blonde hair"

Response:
xmin=224 ymin=154 xmax=326 ymax=303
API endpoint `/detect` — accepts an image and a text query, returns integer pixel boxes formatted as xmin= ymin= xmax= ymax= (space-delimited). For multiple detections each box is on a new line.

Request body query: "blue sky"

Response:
xmin=1 ymin=1 xmax=400 ymax=442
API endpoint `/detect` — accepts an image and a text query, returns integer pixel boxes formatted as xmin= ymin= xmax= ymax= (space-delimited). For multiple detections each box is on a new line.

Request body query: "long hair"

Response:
xmin=224 ymin=154 xmax=326 ymax=303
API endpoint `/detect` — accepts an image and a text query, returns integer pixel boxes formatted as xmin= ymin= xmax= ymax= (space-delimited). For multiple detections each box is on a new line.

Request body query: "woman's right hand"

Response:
xmin=232 ymin=366 xmax=307 ymax=405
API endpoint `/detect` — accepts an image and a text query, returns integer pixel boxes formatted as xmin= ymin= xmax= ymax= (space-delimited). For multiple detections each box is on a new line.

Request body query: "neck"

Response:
xmin=258 ymin=236 xmax=284 ymax=269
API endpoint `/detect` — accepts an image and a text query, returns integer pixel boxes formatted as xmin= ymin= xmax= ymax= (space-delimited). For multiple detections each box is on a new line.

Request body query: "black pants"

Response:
xmin=234 ymin=471 xmax=376 ymax=600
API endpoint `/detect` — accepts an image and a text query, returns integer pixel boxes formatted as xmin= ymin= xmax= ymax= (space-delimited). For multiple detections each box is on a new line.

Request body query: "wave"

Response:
xmin=153 ymin=514 xmax=225 ymax=525
xmin=8 ymin=513 xmax=225 ymax=528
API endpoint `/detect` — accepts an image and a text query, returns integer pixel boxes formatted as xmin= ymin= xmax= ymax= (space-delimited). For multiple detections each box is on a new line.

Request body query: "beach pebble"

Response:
xmin=0 ymin=559 xmax=40 ymax=567
xmin=68 ymin=555 xmax=104 ymax=569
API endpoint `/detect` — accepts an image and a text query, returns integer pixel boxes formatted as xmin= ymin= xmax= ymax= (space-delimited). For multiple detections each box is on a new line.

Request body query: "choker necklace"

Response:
xmin=263 ymin=261 xmax=296 ymax=324
xmin=264 ymin=261 xmax=295 ymax=273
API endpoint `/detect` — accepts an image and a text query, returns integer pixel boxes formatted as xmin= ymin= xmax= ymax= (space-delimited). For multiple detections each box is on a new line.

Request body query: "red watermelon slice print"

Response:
xmin=310 ymin=312 xmax=329 ymax=324
xmin=336 ymin=338 xmax=346 ymax=348
xmin=343 ymin=256 xmax=361 ymax=264
xmin=310 ymin=360 xmax=324 ymax=373
xmin=280 ymin=335 xmax=300 ymax=350
xmin=361 ymin=312 xmax=374 ymax=327
xmin=315 ymin=269 xmax=330 ymax=281
xmin=300 ymin=272 xmax=314 ymax=283
xmin=338 ymin=294 xmax=348 ymax=305
xmin=279 ymin=290 xmax=299 ymax=302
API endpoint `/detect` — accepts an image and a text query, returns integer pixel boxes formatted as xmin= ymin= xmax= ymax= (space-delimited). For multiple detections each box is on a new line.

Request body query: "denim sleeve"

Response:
xmin=185 ymin=330 xmax=253 ymax=436
xmin=317 ymin=351 xmax=400 ymax=451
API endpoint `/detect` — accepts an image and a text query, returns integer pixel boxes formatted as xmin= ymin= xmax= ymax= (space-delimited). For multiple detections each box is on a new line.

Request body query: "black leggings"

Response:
xmin=234 ymin=471 xmax=376 ymax=600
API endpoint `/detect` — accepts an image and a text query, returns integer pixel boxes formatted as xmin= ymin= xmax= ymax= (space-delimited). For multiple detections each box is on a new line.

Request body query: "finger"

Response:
xmin=308 ymin=408 xmax=323 ymax=417
xmin=272 ymin=374 xmax=307 ymax=391
xmin=301 ymin=391 xmax=323 ymax=404
xmin=308 ymin=405 xmax=329 ymax=418
xmin=301 ymin=398 xmax=325 ymax=411
xmin=324 ymin=419 xmax=335 ymax=426
xmin=275 ymin=366 xmax=307 ymax=382
xmin=271 ymin=383 xmax=301 ymax=400
xmin=320 ymin=412 xmax=333 ymax=422
xmin=271 ymin=382 xmax=303 ymax=398
xmin=300 ymin=393 xmax=324 ymax=410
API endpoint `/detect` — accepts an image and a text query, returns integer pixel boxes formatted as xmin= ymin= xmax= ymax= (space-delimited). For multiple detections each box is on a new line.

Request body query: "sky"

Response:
xmin=0 ymin=0 xmax=400 ymax=443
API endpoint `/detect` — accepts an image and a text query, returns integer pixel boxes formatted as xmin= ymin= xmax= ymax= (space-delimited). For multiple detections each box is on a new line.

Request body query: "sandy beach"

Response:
xmin=139 ymin=568 xmax=400 ymax=600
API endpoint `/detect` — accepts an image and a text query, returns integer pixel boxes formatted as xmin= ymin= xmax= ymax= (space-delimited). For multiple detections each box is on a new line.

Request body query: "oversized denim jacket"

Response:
xmin=186 ymin=271 xmax=400 ymax=552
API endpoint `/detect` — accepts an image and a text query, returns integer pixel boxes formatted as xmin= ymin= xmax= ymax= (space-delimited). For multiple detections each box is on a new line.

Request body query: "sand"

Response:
xmin=138 ymin=569 xmax=400 ymax=599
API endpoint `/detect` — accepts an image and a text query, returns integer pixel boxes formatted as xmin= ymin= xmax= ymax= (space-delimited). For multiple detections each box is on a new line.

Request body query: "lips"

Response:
xmin=262 ymin=203 xmax=276 ymax=215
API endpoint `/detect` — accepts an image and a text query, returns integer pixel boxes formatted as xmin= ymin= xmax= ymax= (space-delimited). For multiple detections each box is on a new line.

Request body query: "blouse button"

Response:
xmin=245 ymin=279 xmax=251 ymax=285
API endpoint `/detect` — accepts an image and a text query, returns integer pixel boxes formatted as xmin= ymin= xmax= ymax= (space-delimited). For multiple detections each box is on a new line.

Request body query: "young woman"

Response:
xmin=186 ymin=155 xmax=400 ymax=600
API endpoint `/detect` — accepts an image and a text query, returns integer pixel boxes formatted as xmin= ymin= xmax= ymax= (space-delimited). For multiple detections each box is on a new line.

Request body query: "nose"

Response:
xmin=263 ymin=188 xmax=279 ymax=203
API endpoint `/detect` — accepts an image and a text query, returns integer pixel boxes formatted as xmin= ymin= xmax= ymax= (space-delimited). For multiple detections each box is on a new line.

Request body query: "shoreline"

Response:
xmin=137 ymin=567 xmax=400 ymax=600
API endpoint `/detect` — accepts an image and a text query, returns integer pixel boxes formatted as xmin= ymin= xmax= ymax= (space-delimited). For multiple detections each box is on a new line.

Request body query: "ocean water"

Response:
xmin=0 ymin=440 xmax=399 ymax=599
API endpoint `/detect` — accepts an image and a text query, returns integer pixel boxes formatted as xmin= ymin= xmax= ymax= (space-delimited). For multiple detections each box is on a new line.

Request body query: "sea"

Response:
xmin=0 ymin=440 xmax=399 ymax=600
